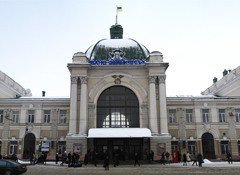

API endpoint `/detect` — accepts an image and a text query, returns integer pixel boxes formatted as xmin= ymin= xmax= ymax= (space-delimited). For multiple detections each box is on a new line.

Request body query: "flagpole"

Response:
xmin=116 ymin=6 xmax=118 ymax=24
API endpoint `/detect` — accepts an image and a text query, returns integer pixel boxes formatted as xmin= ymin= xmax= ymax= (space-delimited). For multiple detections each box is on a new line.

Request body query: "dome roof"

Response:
xmin=85 ymin=38 xmax=149 ymax=61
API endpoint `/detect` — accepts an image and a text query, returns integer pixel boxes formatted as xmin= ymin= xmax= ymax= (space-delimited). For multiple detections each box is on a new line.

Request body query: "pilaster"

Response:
xmin=148 ymin=76 xmax=158 ymax=135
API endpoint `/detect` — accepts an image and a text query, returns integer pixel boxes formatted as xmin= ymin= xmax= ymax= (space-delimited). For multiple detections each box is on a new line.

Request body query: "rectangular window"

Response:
xmin=219 ymin=109 xmax=226 ymax=123
xmin=44 ymin=110 xmax=51 ymax=123
xmin=235 ymin=109 xmax=240 ymax=122
xmin=59 ymin=110 xmax=67 ymax=124
xmin=221 ymin=141 xmax=229 ymax=155
xmin=9 ymin=141 xmax=18 ymax=155
xmin=28 ymin=110 xmax=35 ymax=123
xmin=188 ymin=141 xmax=196 ymax=154
xmin=186 ymin=109 xmax=193 ymax=123
xmin=169 ymin=109 xmax=177 ymax=123
xmin=202 ymin=109 xmax=209 ymax=123
xmin=12 ymin=110 xmax=19 ymax=123
xmin=0 ymin=110 xmax=3 ymax=123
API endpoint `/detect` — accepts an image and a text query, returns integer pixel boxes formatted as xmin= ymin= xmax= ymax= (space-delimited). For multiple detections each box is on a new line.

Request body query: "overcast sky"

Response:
xmin=1 ymin=0 xmax=240 ymax=97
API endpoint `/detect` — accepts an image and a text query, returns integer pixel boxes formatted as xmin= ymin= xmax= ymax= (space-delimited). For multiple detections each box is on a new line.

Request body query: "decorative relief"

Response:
xmin=158 ymin=75 xmax=166 ymax=84
xmin=80 ymin=76 xmax=88 ymax=84
xmin=148 ymin=76 xmax=157 ymax=84
xmin=112 ymin=75 xmax=124 ymax=85
xmin=71 ymin=76 xmax=78 ymax=84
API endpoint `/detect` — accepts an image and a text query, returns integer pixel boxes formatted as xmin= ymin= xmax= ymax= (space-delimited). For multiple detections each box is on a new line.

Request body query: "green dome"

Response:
xmin=86 ymin=38 xmax=149 ymax=61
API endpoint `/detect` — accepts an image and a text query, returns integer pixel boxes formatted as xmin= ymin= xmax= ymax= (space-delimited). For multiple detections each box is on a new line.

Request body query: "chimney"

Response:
xmin=42 ymin=91 xmax=46 ymax=97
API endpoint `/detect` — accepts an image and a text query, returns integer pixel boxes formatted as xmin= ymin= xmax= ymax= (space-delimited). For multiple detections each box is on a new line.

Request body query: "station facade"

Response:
xmin=0 ymin=24 xmax=240 ymax=161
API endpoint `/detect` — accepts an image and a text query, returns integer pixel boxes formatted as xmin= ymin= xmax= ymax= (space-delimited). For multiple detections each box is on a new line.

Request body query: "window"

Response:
xmin=238 ymin=141 xmax=240 ymax=155
xmin=59 ymin=110 xmax=67 ymax=124
xmin=169 ymin=109 xmax=177 ymax=123
xmin=186 ymin=109 xmax=193 ymax=123
xmin=0 ymin=110 xmax=3 ymax=123
xmin=202 ymin=109 xmax=209 ymax=123
xmin=235 ymin=109 xmax=240 ymax=122
xmin=221 ymin=141 xmax=229 ymax=155
xmin=43 ymin=110 xmax=51 ymax=123
xmin=97 ymin=86 xmax=139 ymax=128
xmin=171 ymin=141 xmax=179 ymax=151
xmin=188 ymin=141 xmax=196 ymax=154
xmin=28 ymin=110 xmax=35 ymax=123
xmin=219 ymin=109 xmax=226 ymax=123
xmin=12 ymin=110 xmax=19 ymax=123
xmin=9 ymin=141 xmax=18 ymax=155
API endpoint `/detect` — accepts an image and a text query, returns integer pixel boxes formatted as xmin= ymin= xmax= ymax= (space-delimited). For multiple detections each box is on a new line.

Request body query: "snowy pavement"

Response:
xmin=17 ymin=159 xmax=240 ymax=168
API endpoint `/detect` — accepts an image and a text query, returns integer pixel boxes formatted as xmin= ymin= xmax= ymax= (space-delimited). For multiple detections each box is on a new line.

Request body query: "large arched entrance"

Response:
xmin=90 ymin=85 xmax=149 ymax=160
xmin=202 ymin=132 xmax=215 ymax=159
xmin=23 ymin=133 xmax=36 ymax=159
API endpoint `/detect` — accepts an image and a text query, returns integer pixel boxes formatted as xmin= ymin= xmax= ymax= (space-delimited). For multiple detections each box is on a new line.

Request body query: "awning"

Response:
xmin=88 ymin=128 xmax=152 ymax=138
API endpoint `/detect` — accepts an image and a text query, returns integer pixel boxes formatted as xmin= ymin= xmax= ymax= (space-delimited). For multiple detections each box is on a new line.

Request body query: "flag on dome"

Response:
xmin=117 ymin=6 xmax=122 ymax=12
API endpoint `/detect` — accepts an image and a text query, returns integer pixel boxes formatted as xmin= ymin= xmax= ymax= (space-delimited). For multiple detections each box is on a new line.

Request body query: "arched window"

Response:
xmin=97 ymin=86 xmax=139 ymax=128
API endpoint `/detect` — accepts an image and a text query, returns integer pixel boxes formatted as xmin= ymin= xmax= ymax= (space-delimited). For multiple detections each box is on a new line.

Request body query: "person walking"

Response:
xmin=182 ymin=153 xmax=187 ymax=166
xmin=226 ymin=151 xmax=233 ymax=164
xmin=103 ymin=154 xmax=109 ymax=170
xmin=197 ymin=153 xmax=203 ymax=167
xmin=55 ymin=153 xmax=59 ymax=164
xmin=191 ymin=153 xmax=198 ymax=166
xmin=134 ymin=152 xmax=140 ymax=166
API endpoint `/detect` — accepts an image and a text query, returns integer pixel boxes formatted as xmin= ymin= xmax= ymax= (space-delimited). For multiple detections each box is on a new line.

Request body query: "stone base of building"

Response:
xmin=150 ymin=134 xmax=171 ymax=160
xmin=66 ymin=134 xmax=87 ymax=160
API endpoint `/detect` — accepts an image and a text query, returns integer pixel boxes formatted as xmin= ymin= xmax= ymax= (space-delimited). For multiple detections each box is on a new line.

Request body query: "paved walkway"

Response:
xmin=20 ymin=159 xmax=240 ymax=175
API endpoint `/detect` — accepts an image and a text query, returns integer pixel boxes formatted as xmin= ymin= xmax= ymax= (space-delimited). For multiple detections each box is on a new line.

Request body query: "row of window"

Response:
xmin=171 ymin=140 xmax=239 ymax=155
xmin=168 ymin=108 xmax=240 ymax=124
xmin=0 ymin=110 xmax=68 ymax=124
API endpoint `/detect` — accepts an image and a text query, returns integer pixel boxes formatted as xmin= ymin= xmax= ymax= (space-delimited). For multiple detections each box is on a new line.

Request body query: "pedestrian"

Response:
xmin=186 ymin=152 xmax=191 ymax=163
xmin=103 ymin=154 xmax=109 ymax=170
xmin=160 ymin=152 xmax=166 ymax=164
xmin=55 ymin=153 xmax=59 ymax=164
xmin=165 ymin=151 xmax=170 ymax=164
xmin=191 ymin=153 xmax=198 ymax=166
xmin=92 ymin=150 xmax=98 ymax=167
xmin=43 ymin=152 xmax=47 ymax=165
xmin=68 ymin=152 xmax=72 ymax=166
xmin=134 ymin=152 xmax=140 ymax=166
xmin=197 ymin=153 xmax=203 ymax=167
xmin=150 ymin=150 xmax=154 ymax=162
xmin=61 ymin=151 xmax=67 ymax=166
xmin=0 ymin=153 xmax=2 ymax=159
xmin=84 ymin=151 xmax=89 ymax=165
xmin=113 ymin=151 xmax=119 ymax=167
xmin=226 ymin=151 xmax=233 ymax=164
xmin=182 ymin=153 xmax=187 ymax=166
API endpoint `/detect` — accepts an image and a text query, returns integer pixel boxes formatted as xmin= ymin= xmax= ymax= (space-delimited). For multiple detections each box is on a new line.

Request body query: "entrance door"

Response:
xmin=93 ymin=138 xmax=148 ymax=161
xmin=202 ymin=132 xmax=215 ymax=159
xmin=23 ymin=133 xmax=36 ymax=159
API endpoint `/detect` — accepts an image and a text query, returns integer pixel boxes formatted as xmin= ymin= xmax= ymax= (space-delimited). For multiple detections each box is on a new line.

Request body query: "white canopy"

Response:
xmin=88 ymin=128 xmax=152 ymax=138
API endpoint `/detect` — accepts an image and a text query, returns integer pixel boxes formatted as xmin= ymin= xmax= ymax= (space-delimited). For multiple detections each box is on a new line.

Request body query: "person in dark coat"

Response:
xmin=226 ymin=151 xmax=233 ymax=164
xmin=55 ymin=153 xmax=59 ymax=164
xmin=197 ymin=153 xmax=203 ymax=167
xmin=134 ymin=152 xmax=140 ymax=166
xmin=182 ymin=153 xmax=187 ymax=166
xmin=103 ymin=154 xmax=109 ymax=170
xmin=92 ymin=150 xmax=98 ymax=167
xmin=191 ymin=153 xmax=198 ymax=166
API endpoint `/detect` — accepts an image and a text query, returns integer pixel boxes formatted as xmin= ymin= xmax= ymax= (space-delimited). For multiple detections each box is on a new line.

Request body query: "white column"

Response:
xmin=79 ymin=76 xmax=88 ymax=136
xmin=158 ymin=75 xmax=169 ymax=135
xmin=149 ymin=76 xmax=158 ymax=135
xmin=68 ymin=76 xmax=78 ymax=135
